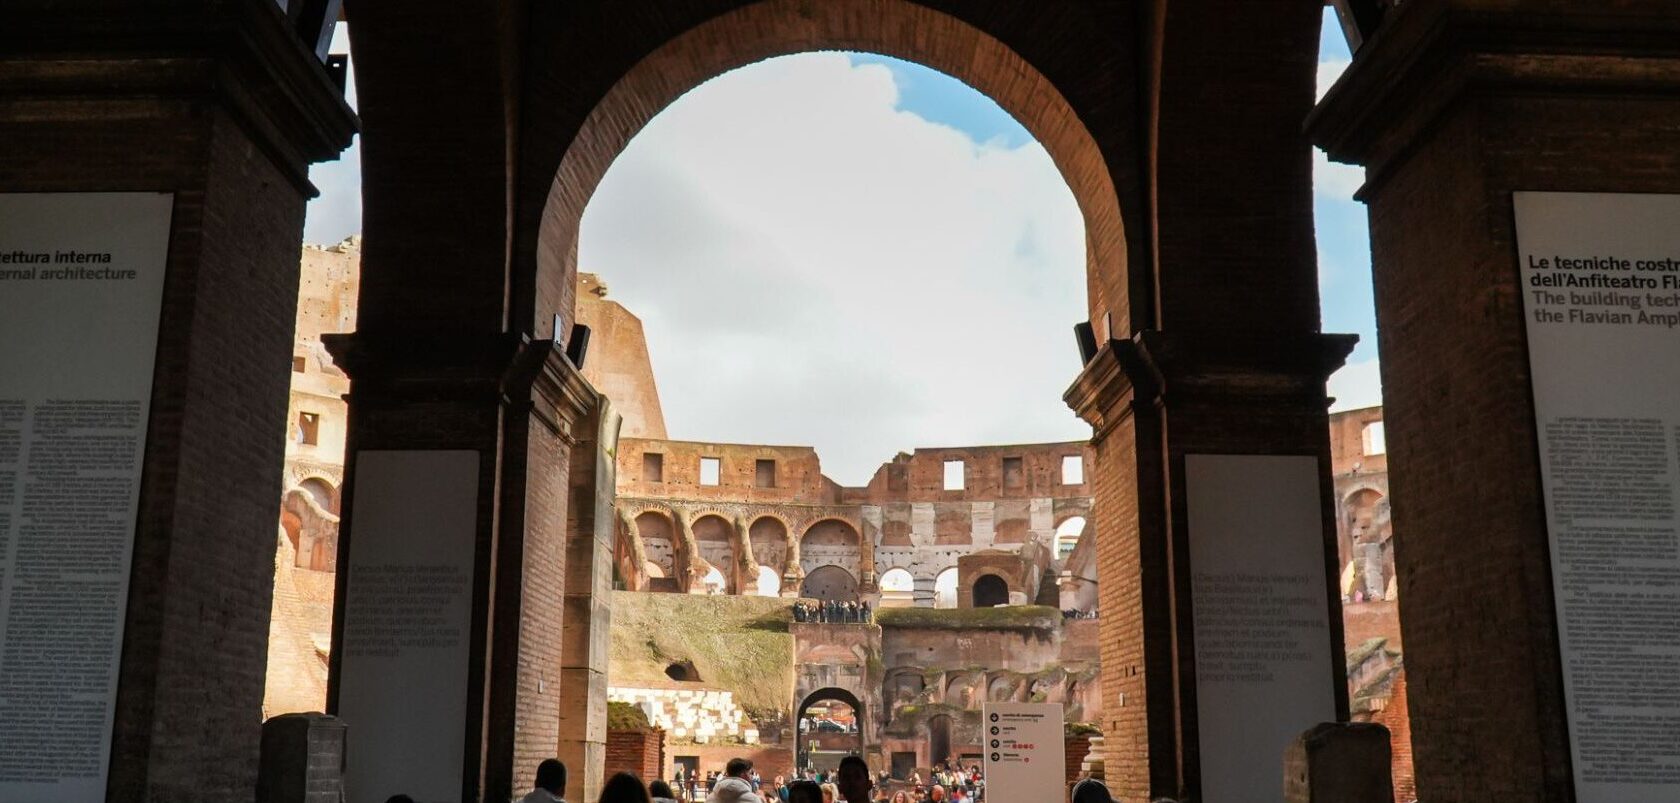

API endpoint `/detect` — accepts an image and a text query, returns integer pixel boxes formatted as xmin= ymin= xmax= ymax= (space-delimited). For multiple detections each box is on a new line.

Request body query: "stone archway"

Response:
xmin=801 ymin=565 xmax=859 ymax=603
xmin=972 ymin=574 xmax=1008 ymax=608
xmin=796 ymin=686 xmax=866 ymax=774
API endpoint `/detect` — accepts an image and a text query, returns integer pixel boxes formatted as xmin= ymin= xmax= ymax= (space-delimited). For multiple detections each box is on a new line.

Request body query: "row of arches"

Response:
xmin=621 ymin=508 xmax=863 ymax=596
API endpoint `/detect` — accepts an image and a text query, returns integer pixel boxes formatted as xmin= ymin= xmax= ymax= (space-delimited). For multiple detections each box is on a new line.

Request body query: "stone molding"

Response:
xmin=0 ymin=1 xmax=358 ymax=192
xmin=1309 ymin=0 xmax=1680 ymax=189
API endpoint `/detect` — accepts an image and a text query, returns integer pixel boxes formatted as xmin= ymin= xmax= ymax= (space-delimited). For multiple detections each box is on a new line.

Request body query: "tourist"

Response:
xmin=785 ymin=781 xmax=823 ymax=803
xmin=889 ymin=792 xmax=912 ymax=803
xmin=706 ymin=757 xmax=764 ymax=803
xmin=836 ymin=756 xmax=873 ymax=802
xmin=522 ymin=759 xmax=569 ymax=803
xmin=819 ymin=782 xmax=838 ymax=803
xmin=927 ymin=785 xmax=946 ymax=802
xmin=385 ymin=796 xmax=415 ymax=803
xmin=1069 ymin=779 xmax=1114 ymax=803
xmin=599 ymin=772 xmax=653 ymax=803
xmin=751 ymin=769 xmax=763 ymax=791
xmin=650 ymin=780 xmax=680 ymax=803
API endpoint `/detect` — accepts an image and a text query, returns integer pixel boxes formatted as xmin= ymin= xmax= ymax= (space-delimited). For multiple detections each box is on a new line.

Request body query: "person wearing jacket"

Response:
xmin=706 ymin=758 xmax=765 ymax=803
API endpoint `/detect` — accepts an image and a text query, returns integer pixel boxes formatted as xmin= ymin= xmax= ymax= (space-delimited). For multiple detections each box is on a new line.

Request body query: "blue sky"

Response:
xmin=304 ymin=13 xmax=1382 ymax=482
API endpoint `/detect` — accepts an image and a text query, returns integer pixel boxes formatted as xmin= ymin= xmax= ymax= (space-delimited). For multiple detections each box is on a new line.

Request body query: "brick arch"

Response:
xmin=527 ymin=0 xmax=1134 ymax=341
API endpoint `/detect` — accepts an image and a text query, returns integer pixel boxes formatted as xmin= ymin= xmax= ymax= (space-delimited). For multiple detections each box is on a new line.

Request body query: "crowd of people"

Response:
xmin=792 ymin=599 xmax=872 ymax=624
xmin=377 ymin=756 xmax=1182 ymax=803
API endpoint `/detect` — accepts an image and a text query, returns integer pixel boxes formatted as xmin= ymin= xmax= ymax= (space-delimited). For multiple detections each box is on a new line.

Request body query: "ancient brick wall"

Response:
xmin=575 ymin=272 xmax=668 ymax=439
xmin=605 ymin=728 xmax=666 ymax=783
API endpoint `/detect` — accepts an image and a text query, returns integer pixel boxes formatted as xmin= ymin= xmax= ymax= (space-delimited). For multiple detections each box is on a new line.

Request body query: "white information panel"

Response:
xmin=981 ymin=702 xmax=1065 ymax=801
xmin=1186 ymin=454 xmax=1337 ymax=803
xmin=337 ymin=450 xmax=479 ymax=803
xmin=0 ymin=192 xmax=173 ymax=802
xmin=1515 ymin=191 xmax=1680 ymax=802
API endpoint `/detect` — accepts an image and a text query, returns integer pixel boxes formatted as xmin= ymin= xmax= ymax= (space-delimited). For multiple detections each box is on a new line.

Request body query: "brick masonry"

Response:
xmin=605 ymin=728 xmax=666 ymax=784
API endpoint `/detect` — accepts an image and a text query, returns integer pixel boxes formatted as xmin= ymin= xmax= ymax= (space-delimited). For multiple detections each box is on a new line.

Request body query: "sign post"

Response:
xmin=981 ymin=702 xmax=1065 ymax=801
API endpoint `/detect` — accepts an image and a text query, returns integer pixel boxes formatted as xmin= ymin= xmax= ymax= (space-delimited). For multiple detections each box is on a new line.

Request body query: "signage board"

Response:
xmin=981 ymin=702 xmax=1065 ymax=801
xmin=1186 ymin=454 xmax=1338 ymax=803
xmin=337 ymin=450 xmax=479 ymax=803
xmin=0 ymin=192 xmax=173 ymax=802
xmin=1515 ymin=191 xmax=1680 ymax=802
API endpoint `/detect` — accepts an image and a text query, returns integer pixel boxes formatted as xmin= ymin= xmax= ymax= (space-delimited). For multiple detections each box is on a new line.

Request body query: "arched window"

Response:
xmin=933 ymin=567 xmax=959 ymax=609
xmin=878 ymin=567 xmax=914 ymax=608
xmin=1055 ymin=516 xmax=1086 ymax=560
xmin=754 ymin=565 xmax=781 ymax=596
xmin=800 ymin=565 xmax=859 ymax=602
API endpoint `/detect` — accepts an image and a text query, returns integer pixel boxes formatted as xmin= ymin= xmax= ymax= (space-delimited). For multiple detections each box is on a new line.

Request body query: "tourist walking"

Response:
xmin=598 ymin=772 xmax=653 ymax=803
xmin=706 ymin=758 xmax=765 ymax=803
xmin=521 ymin=759 xmax=569 ymax=803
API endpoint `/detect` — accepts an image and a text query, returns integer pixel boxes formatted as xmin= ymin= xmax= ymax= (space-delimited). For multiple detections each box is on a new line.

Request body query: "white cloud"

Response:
xmin=1317 ymin=58 xmax=1350 ymax=102
xmin=1312 ymin=57 xmax=1366 ymax=201
xmin=580 ymin=53 xmax=1090 ymax=484
xmin=1328 ymin=357 xmax=1383 ymax=413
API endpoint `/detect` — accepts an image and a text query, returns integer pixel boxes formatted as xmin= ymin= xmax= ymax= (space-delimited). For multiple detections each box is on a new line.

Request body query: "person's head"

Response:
xmin=649 ymin=780 xmax=675 ymax=799
xmin=787 ymin=780 xmax=824 ymax=803
xmin=891 ymin=792 xmax=912 ymax=803
xmin=385 ymin=797 xmax=415 ymax=803
xmin=775 ymin=775 xmax=785 ymax=785
xmin=1070 ymin=778 xmax=1115 ymax=803
xmin=726 ymin=758 xmax=753 ymax=779
xmin=536 ymin=759 xmax=568 ymax=796
xmin=836 ymin=756 xmax=872 ymax=802
xmin=820 ymin=782 xmax=838 ymax=803
xmin=598 ymin=772 xmax=651 ymax=803
xmin=928 ymin=785 xmax=946 ymax=802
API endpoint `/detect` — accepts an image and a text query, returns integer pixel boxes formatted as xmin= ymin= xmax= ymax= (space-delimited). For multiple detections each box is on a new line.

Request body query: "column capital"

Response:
xmin=504 ymin=338 xmax=601 ymax=446
xmin=1065 ymin=331 xmax=1355 ymax=437
xmin=1308 ymin=0 xmax=1680 ymax=185
xmin=0 ymin=1 xmax=358 ymax=192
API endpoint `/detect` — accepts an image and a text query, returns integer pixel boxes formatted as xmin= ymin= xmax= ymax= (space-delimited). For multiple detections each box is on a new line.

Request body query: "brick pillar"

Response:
xmin=556 ymin=394 xmax=621 ymax=801
xmin=0 ymin=4 xmax=354 ymax=800
xmin=1309 ymin=3 xmax=1680 ymax=799
xmin=1068 ymin=2 xmax=1350 ymax=798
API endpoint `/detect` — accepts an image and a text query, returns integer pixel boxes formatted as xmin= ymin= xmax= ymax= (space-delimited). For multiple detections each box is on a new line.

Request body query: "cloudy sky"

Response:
xmin=303 ymin=11 xmax=1378 ymax=486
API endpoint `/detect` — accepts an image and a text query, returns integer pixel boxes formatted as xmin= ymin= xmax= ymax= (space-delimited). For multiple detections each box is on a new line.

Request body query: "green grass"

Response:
xmin=608 ymin=591 xmax=795 ymax=720
xmin=608 ymin=700 xmax=653 ymax=732
xmin=875 ymin=605 xmax=1062 ymax=632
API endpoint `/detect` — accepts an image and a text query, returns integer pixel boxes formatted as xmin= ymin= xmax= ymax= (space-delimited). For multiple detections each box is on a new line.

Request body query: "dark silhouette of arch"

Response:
xmin=796 ymin=687 xmax=865 ymax=773
xmin=929 ymin=714 xmax=953 ymax=768
xmin=972 ymin=574 xmax=1008 ymax=608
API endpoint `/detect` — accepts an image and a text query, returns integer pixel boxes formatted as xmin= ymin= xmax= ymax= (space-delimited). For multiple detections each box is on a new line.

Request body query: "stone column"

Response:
xmin=0 ymin=4 xmax=354 ymax=799
xmin=1067 ymin=3 xmax=1348 ymax=797
xmin=1309 ymin=3 xmax=1680 ymax=799
xmin=555 ymin=390 xmax=620 ymax=802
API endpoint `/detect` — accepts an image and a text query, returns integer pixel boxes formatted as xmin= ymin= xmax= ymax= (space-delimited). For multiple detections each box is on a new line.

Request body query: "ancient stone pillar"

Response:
xmin=1066 ymin=3 xmax=1352 ymax=799
xmin=555 ymin=395 xmax=620 ymax=802
xmin=1310 ymin=3 xmax=1680 ymax=799
xmin=0 ymin=4 xmax=353 ymax=799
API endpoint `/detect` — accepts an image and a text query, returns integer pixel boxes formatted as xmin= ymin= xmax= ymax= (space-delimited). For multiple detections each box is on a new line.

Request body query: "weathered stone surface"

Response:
xmin=1283 ymin=722 xmax=1394 ymax=803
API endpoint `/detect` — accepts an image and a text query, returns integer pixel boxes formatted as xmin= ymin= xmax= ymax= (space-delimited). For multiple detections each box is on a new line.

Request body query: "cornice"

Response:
xmin=1064 ymin=330 xmax=1357 ymax=436
xmin=502 ymin=338 xmax=598 ymax=443
xmin=0 ymin=1 xmax=358 ymax=193
xmin=1309 ymin=0 xmax=1680 ymax=192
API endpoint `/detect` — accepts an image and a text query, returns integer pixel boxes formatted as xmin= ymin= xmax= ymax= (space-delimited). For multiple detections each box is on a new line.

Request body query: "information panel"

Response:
xmin=1515 ymin=192 xmax=1680 ymax=802
xmin=0 ymin=193 xmax=173 ymax=802
xmin=1186 ymin=454 xmax=1337 ymax=803
xmin=337 ymin=450 xmax=479 ymax=803
xmin=981 ymin=702 xmax=1065 ymax=801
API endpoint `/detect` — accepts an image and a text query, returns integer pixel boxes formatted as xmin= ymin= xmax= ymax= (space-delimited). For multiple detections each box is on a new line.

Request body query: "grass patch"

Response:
xmin=608 ymin=591 xmax=795 ymax=720
xmin=875 ymin=605 xmax=1061 ymax=632
xmin=608 ymin=701 xmax=653 ymax=732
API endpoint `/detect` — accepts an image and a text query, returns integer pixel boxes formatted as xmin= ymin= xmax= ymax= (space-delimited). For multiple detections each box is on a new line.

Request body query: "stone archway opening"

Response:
xmin=972 ymin=574 xmax=1008 ymax=608
xmin=801 ymin=565 xmax=859 ymax=603
xmin=796 ymin=687 xmax=865 ymax=774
